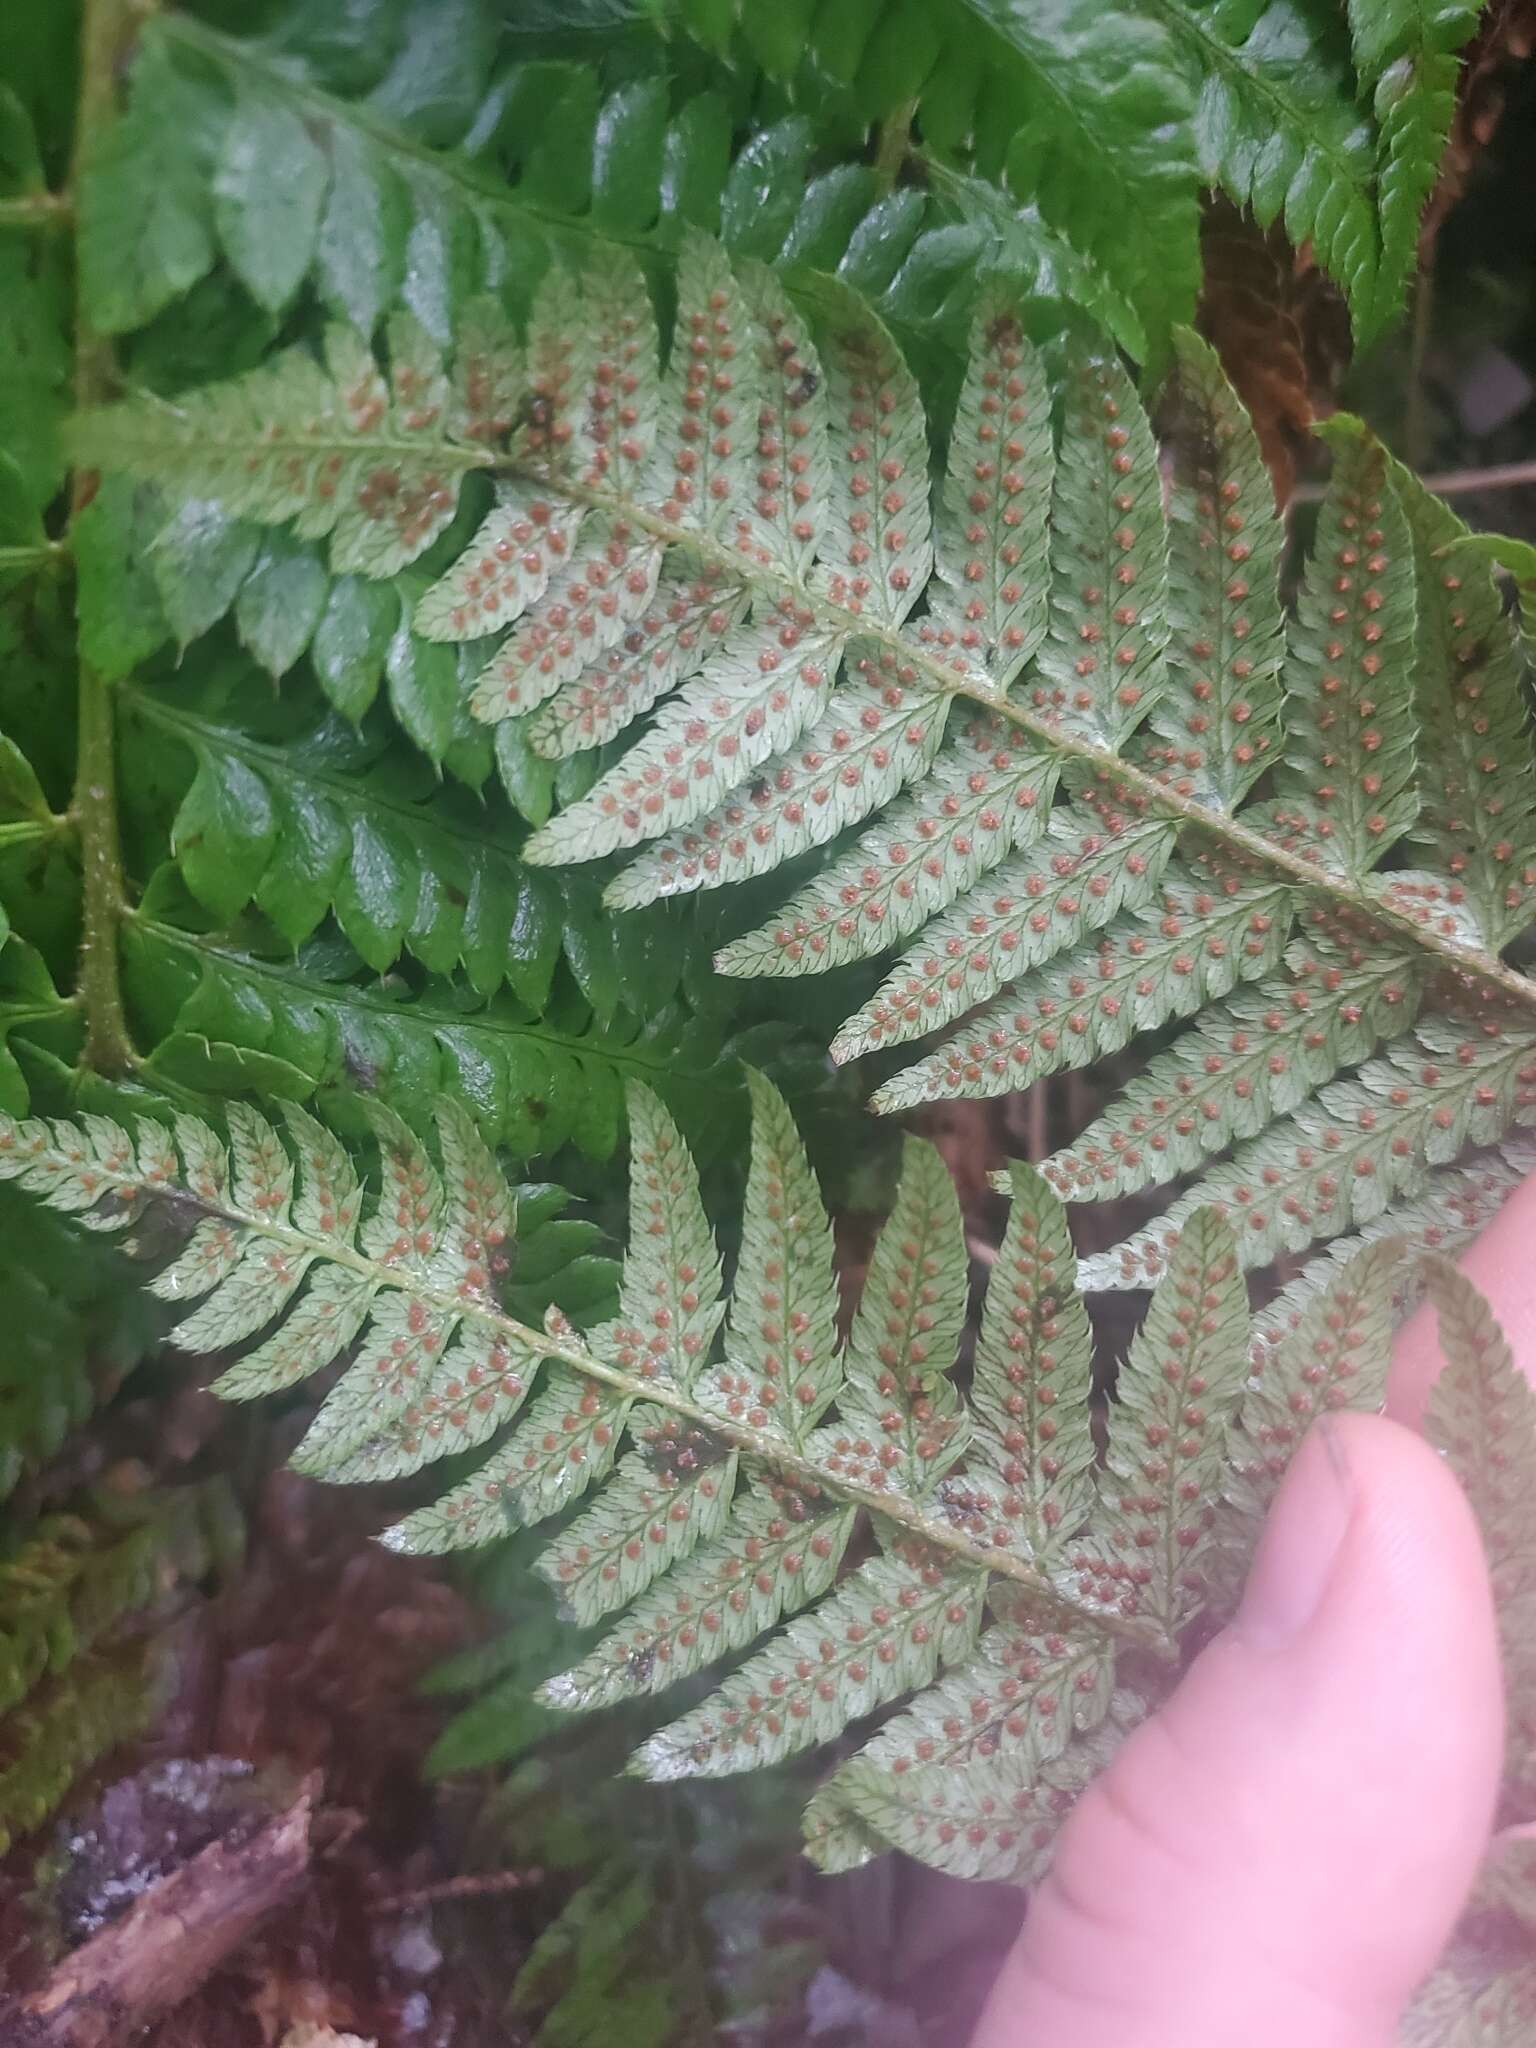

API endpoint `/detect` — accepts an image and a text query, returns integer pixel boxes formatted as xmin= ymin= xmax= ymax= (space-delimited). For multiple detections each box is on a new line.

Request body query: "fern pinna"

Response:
xmin=6 ymin=1075 xmax=1536 ymax=1947
xmin=79 ymin=237 xmax=1536 ymax=1296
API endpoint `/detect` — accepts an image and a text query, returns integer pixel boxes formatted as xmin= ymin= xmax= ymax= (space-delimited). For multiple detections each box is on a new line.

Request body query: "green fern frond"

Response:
xmin=957 ymin=0 xmax=1203 ymax=348
xmin=119 ymin=879 xmax=724 ymax=1163
xmin=1163 ymin=0 xmax=1380 ymax=330
xmin=1392 ymin=465 xmax=1536 ymax=947
xmin=1044 ymin=918 xmax=1424 ymax=1200
xmin=86 ymin=7 xmax=1121 ymax=376
xmin=128 ymin=687 xmax=553 ymax=993
xmin=1349 ymin=0 xmax=1483 ymax=333
xmin=1226 ymin=1238 xmax=1404 ymax=1524
xmin=5 ymin=1055 xmax=1536 ymax=1931
xmin=78 ymin=239 xmax=1536 ymax=1292
xmin=1247 ymin=1134 xmax=1536 ymax=1378
xmin=1079 ymin=1014 xmax=1536 ymax=1288
xmin=1148 ymin=328 xmax=1287 ymax=808
xmin=1425 ymin=1256 xmax=1536 ymax=1604
xmin=706 ymin=0 xmax=1464 ymax=341
xmin=0 ymin=1075 xmax=1406 ymax=1882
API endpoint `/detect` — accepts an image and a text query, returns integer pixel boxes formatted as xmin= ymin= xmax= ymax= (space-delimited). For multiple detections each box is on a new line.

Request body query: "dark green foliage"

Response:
xmin=424 ymin=1537 xmax=825 ymax=2043
xmin=0 ymin=1189 xmax=162 ymax=1504
xmin=0 ymin=1482 xmax=236 ymax=1854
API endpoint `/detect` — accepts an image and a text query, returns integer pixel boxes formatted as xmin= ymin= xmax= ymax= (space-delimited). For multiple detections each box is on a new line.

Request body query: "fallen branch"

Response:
xmin=5 ymin=1778 xmax=315 ymax=2048
xmin=365 ymin=1866 xmax=545 ymax=1916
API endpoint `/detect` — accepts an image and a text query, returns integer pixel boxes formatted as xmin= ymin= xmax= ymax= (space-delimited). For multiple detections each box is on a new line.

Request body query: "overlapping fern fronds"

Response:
xmin=77 ymin=0 xmax=1482 ymax=403
xmin=682 ymin=0 xmax=1482 ymax=342
xmin=79 ymin=238 xmax=1536 ymax=1292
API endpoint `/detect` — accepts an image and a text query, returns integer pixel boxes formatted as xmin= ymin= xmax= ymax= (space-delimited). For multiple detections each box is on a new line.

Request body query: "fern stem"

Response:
xmin=0 ymin=821 xmax=67 ymax=852
xmin=873 ymin=99 xmax=917 ymax=193
xmin=0 ymin=193 xmax=70 ymax=229
xmin=0 ymin=543 xmax=68 ymax=573
xmin=510 ymin=462 xmax=1536 ymax=1024
xmin=67 ymin=0 xmax=138 ymax=1076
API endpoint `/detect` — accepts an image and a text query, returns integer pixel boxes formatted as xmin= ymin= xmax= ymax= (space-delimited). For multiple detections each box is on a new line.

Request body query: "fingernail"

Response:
xmin=1236 ymin=1420 xmax=1356 ymax=1650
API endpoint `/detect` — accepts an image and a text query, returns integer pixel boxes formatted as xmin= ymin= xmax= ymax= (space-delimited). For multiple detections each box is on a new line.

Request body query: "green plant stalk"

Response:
xmin=0 ymin=194 xmax=70 ymax=229
xmin=0 ymin=821 xmax=66 ymax=852
xmin=66 ymin=0 xmax=137 ymax=1075
xmin=0 ymin=545 xmax=67 ymax=572
xmin=873 ymin=99 xmax=918 ymax=192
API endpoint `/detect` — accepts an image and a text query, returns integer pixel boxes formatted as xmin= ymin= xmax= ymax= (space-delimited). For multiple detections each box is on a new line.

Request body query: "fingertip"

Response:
xmin=976 ymin=1413 xmax=1503 ymax=2048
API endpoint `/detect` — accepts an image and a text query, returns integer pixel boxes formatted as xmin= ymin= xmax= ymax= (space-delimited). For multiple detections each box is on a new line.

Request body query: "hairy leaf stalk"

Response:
xmin=66 ymin=0 xmax=137 ymax=1074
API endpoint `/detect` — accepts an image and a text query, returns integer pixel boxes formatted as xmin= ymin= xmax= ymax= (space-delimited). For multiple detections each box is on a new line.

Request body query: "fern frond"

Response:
xmin=0 ymin=1067 xmax=1519 ymax=1895
xmin=1163 ymin=0 xmax=1380 ymax=330
xmin=130 ymin=686 xmax=552 ymax=993
xmin=1082 ymin=1014 xmax=1536 ymax=1287
xmin=1226 ymin=1238 xmax=1402 ymax=1524
xmin=535 ymin=1434 xmax=740 ymax=1627
xmin=1065 ymin=1209 xmax=1249 ymax=1633
xmin=950 ymin=0 xmax=1205 ymax=346
xmin=831 ymin=805 xmax=1180 ymax=1064
xmin=1148 ymin=327 xmax=1286 ymax=807
xmin=80 ymin=244 xmax=1536 ymax=1301
xmin=968 ymin=1164 xmax=1096 ymax=1557
xmin=1392 ymin=466 xmax=1536 ymax=947
xmin=1424 ymin=1257 xmax=1536 ymax=1607
xmin=712 ymin=1067 xmax=841 ymax=1442
xmin=1270 ymin=418 xmax=1419 ymax=879
xmin=1418 ymin=1255 xmax=1536 ymax=2017
xmin=876 ymin=865 xmax=1290 ymax=1112
xmin=1404 ymin=1964 xmax=1536 ymax=2048
xmin=714 ymin=713 xmax=1056 ymax=979
xmin=82 ymin=322 xmax=486 ymax=581
xmin=832 ymin=1695 xmax=1138 ymax=1883
xmin=121 ymin=901 xmax=721 ymax=1164
xmin=1247 ymin=1135 xmax=1536 ymax=1378
xmin=1349 ymin=0 xmax=1483 ymax=333
xmin=1033 ymin=349 xmax=1169 ymax=746
xmin=723 ymin=0 xmax=1432 ymax=339
xmin=100 ymin=6 xmax=1115 ymax=377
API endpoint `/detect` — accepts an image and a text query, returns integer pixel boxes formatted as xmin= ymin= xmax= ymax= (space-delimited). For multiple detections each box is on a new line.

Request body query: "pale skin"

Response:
xmin=975 ymin=1175 xmax=1536 ymax=2048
